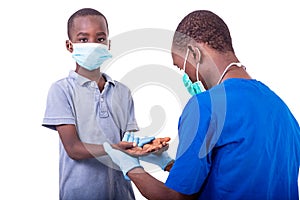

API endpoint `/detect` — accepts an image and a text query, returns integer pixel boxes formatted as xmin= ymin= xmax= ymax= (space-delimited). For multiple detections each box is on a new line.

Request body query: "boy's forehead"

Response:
xmin=71 ymin=15 xmax=108 ymax=34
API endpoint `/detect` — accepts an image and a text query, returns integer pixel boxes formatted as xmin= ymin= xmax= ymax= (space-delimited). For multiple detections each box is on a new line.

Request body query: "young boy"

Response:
xmin=42 ymin=8 xmax=139 ymax=200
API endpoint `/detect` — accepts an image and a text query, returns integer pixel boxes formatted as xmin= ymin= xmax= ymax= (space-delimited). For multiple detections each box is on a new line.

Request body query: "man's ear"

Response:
xmin=66 ymin=40 xmax=73 ymax=53
xmin=195 ymin=47 xmax=202 ymax=64
xmin=195 ymin=43 xmax=209 ymax=64
xmin=187 ymin=44 xmax=202 ymax=64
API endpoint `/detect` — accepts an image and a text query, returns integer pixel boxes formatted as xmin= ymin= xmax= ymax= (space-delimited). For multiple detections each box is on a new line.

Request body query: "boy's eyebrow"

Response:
xmin=76 ymin=32 xmax=107 ymax=37
xmin=77 ymin=32 xmax=89 ymax=37
xmin=96 ymin=32 xmax=107 ymax=36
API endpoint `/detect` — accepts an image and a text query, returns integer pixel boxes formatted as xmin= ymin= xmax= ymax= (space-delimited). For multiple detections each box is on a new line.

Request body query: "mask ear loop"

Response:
xmin=183 ymin=47 xmax=190 ymax=72
xmin=195 ymin=47 xmax=201 ymax=82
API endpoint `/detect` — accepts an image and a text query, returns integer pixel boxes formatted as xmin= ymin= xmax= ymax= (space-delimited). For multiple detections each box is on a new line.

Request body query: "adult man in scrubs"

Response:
xmin=103 ymin=10 xmax=300 ymax=199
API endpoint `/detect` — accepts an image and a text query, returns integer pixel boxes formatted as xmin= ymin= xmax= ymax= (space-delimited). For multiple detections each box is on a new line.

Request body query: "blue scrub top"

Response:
xmin=165 ymin=79 xmax=300 ymax=200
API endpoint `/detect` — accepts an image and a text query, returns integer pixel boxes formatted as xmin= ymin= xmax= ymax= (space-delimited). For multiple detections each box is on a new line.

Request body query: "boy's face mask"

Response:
xmin=71 ymin=42 xmax=112 ymax=71
xmin=182 ymin=47 xmax=205 ymax=96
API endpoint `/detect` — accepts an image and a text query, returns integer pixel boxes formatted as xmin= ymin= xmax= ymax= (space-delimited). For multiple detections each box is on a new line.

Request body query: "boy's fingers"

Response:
xmin=117 ymin=141 xmax=137 ymax=150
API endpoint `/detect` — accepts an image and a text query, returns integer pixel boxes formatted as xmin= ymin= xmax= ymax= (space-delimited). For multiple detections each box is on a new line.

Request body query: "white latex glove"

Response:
xmin=140 ymin=151 xmax=174 ymax=170
xmin=103 ymin=142 xmax=142 ymax=179
xmin=122 ymin=132 xmax=174 ymax=170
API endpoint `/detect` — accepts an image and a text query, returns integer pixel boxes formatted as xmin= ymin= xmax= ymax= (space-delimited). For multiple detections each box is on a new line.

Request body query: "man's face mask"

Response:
xmin=182 ymin=46 xmax=206 ymax=96
xmin=71 ymin=42 xmax=112 ymax=71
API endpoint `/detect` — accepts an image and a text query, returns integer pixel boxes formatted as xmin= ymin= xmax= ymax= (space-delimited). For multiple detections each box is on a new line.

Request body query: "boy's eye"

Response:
xmin=98 ymin=38 xmax=105 ymax=42
xmin=79 ymin=38 xmax=88 ymax=43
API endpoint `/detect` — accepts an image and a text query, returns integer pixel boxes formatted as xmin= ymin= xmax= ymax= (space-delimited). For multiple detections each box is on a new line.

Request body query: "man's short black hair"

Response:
xmin=67 ymin=8 xmax=109 ymax=39
xmin=173 ymin=10 xmax=234 ymax=53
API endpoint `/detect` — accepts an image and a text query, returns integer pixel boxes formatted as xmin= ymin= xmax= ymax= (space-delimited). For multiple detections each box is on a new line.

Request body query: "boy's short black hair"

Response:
xmin=67 ymin=8 xmax=109 ymax=39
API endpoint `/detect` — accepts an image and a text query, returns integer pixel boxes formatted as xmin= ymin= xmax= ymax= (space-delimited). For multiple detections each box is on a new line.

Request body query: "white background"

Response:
xmin=0 ymin=0 xmax=299 ymax=199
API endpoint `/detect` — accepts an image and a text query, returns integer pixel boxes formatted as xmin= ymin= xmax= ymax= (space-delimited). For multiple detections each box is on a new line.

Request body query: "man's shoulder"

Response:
xmin=182 ymin=92 xmax=211 ymax=116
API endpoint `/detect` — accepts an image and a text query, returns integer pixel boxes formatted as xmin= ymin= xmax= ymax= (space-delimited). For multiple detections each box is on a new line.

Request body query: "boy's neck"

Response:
xmin=75 ymin=65 xmax=106 ymax=91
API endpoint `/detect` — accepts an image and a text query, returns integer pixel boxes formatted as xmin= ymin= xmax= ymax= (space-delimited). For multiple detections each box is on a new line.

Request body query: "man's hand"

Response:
xmin=121 ymin=132 xmax=171 ymax=157
xmin=140 ymin=151 xmax=174 ymax=171
xmin=122 ymin=132 xmax=155 ymax=147
xmin=103 ymin=142 xmax=142 ymax=178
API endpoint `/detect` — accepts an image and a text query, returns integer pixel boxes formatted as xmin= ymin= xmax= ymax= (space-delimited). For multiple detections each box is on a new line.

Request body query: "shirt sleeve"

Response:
xmin=110 ymin=82 xmax=139 ymax=135
xmin=42 ymin=82 xmax=75 ymax=130
xmin=125 ymin=91 xmax=139 ymax=132
xmin=165 ymin=95 xmax=213 ymax=195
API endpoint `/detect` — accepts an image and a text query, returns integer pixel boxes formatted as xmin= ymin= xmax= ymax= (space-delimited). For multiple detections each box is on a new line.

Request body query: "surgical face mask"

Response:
xmin=71 ymin=42 xmax=112 ymax=71
xmin=182 ymin=47 xmax=205 ymax=96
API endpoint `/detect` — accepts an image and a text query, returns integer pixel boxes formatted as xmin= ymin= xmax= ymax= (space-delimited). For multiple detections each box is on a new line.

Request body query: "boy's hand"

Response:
xmin=119 ymin=132 xmax=171 ymax=157
xmin=114 ymin=141 xmax=137 ymax=150
xmin=142 ymin=137 xmax=171 ymax=153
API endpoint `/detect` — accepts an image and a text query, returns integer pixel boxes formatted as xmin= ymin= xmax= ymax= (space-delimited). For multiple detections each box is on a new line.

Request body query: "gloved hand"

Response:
xmin=123 ymin=132 xmax=174 ymax=171
xmin=103 ymin=142 xmax=142 ymax=180
xmin=140 ymin=151 xmax=174 ymax=171
xmin=122 ymin=131 xmax=155 ymax=147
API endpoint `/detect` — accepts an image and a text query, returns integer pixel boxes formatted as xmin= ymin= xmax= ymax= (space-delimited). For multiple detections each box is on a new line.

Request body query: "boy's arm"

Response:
xmin=56 ymin=124 xmax=134 ymax=160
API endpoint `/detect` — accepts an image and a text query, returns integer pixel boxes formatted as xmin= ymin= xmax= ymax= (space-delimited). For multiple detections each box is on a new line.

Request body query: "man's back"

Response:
xmin=203 ymin=78 xmax=300 ymax=199
xmin=166 ymin=78 xmax=299 ymax=199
